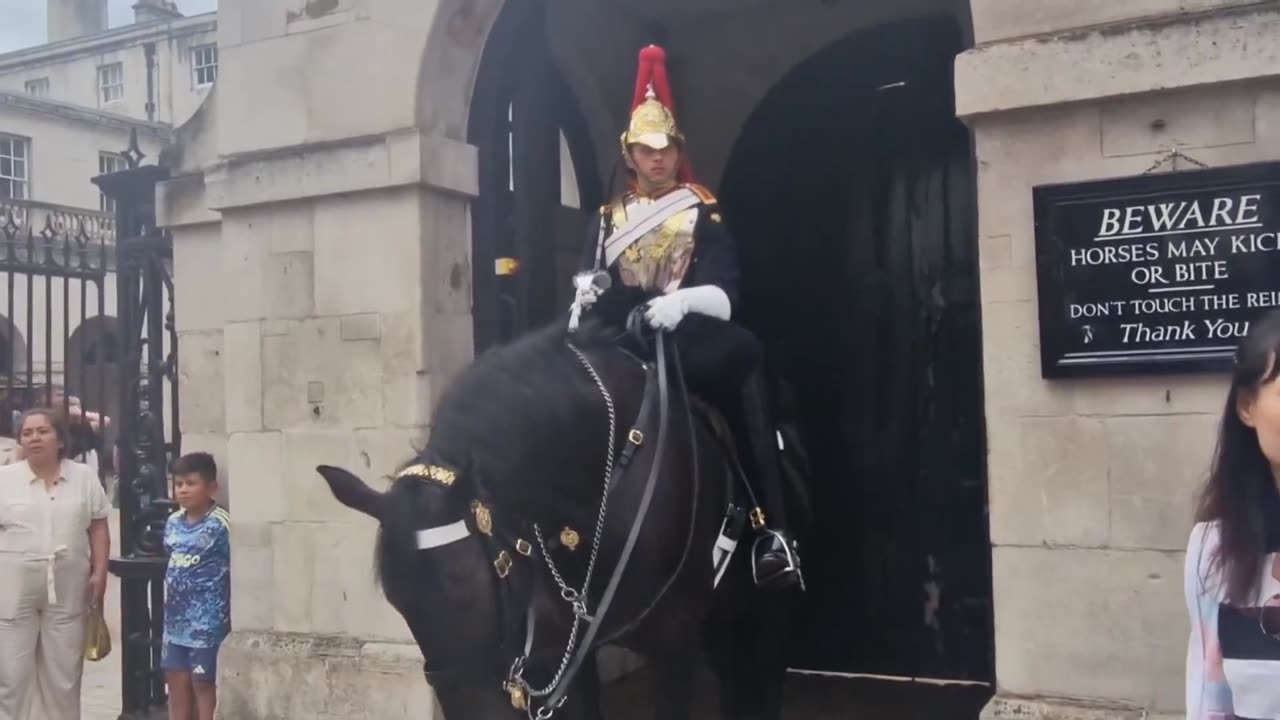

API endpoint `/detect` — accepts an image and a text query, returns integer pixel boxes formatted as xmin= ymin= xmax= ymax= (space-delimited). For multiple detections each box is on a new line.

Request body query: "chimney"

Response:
xmin=47 ymin=0 xmax=108 ymax=43
xmin=132 ymin=0 xmax=184 ymax=24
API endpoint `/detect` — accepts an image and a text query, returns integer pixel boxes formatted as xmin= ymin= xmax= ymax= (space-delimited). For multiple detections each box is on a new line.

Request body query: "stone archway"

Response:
xmin=448 ymin=0 xmax=980 ymax=350
xmin=448 ymin=0 xmax=991 ymax=708
xmin=414 ymin=0 xmax=506 ymax=142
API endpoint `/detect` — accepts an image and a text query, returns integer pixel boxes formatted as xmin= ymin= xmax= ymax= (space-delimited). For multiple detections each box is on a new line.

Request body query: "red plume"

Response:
xmin=631 ymin=46 xmax=658 ymax=112
xmin=628 ymin=45 xmax=693 ymax=183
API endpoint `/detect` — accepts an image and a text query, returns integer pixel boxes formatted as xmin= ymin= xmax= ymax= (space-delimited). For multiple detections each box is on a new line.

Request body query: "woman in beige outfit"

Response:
xmin=0 ymin=409 xmax=111 ymax=719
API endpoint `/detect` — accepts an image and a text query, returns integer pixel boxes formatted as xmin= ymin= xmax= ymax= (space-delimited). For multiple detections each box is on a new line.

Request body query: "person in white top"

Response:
xmin=1186 ymin=310 xmax=1280 ymax=720
xmin=0 ymin=408 xmax=111 ymax=720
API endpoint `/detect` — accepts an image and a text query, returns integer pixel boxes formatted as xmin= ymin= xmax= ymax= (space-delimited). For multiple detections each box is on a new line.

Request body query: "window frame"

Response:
xmin=24 ymin=78 xmax=49 ymax=97
xmin=192 ymin=45 xmax=218 ymax=88
xmin=0 ymin=134 xmax=30 ymax=201
xmin=98 ymin=152 xmax=126 ymax=213
xmin=98 ymin=63 xmax=124 ymax=105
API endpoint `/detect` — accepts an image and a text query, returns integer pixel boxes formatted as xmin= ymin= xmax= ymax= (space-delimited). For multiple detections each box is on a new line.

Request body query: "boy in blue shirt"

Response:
xmin=160 ymin=452 xmax=230 ymax=720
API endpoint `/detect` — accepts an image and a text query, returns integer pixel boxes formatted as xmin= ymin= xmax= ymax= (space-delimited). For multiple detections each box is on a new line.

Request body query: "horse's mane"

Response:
xmin=407 ymin=320 xmax=627 ymax=507
xmin=374 ymin=320 xmax=629 ymax=583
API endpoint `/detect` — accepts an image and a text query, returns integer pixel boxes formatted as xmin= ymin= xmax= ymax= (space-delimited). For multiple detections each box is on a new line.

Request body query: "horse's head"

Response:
xmin=314 ymin=321 xmax=649 ymax=717
xmin=315 ymin=463 xmax=526 ymax=718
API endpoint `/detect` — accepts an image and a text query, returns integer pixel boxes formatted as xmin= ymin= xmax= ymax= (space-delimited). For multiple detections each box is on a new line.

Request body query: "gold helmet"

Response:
xmin=619 ymin=45 xmax=686 ymax=155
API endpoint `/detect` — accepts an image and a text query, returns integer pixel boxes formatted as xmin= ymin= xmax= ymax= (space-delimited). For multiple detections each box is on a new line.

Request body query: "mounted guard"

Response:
xmin=570 ymin=45 xmax=803 ymax=591
xmin=314 ymin=43 xmax=801 ymax=720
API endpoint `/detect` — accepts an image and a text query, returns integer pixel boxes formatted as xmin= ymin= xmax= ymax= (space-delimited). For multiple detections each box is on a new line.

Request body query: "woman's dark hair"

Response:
xmin=1198 ymin=308 xmax=1280 ymax=605
xmin=17 ymin=407 xmax=70 ymax=460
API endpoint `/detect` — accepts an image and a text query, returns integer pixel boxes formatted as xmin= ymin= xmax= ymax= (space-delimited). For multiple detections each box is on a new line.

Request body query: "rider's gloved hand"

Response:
xmin=644 ymin=285 xmax=732 ymax=331
xmin=573 ymin=283 xmax=601 ymax=311
xmin=568 ymin=272 xmax=611 ymax=330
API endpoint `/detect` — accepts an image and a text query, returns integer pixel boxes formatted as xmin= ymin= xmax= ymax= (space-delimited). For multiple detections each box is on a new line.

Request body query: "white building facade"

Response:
xmin=0 ymin=0 xmax=214 ymax=422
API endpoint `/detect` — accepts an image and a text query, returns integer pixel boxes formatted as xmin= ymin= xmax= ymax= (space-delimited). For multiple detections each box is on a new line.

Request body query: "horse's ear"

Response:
xmin=316 ymin=465 xmax=384 ymax=520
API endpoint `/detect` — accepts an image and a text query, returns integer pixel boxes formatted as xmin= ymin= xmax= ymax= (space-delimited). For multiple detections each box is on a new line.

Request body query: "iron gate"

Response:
xmin=95 ymin=131 xmax=180 ymax=720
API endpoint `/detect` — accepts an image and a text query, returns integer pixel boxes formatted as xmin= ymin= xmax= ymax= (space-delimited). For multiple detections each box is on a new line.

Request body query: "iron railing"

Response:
xmin=0 ymin=197 xmax=114 ymax=472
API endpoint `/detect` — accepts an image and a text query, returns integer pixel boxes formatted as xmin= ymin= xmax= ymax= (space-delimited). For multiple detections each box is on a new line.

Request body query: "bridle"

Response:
xmin=401 ymin=315 xmax=699 ymax=718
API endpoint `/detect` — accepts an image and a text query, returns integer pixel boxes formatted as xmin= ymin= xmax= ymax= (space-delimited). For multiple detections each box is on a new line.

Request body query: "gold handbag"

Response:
xmin=84 ymin=605 xmax=112 ymax=661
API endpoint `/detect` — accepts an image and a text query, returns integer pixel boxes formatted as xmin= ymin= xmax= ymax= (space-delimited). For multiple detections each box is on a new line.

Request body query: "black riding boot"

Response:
xmin=740 ymin=369 xmax=803 ymax=592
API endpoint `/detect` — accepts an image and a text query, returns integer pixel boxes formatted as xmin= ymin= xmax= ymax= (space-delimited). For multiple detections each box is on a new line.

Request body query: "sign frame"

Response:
xmin=1033 ymin=161 xmax=1280 ymax=379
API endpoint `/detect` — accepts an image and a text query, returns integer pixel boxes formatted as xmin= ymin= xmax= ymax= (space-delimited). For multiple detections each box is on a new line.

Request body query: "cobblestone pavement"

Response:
xmin=83 ymin=510 xmax=123 ymax=720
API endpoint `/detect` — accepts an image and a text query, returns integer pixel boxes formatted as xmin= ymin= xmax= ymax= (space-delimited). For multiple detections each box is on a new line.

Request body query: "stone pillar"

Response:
xmin=47 ymin=0 xmax=108 ymax=42
xmin=157 ymin=2 xmax=493 ymax=717
xmin=957 ymin=3 xmax=1280 ymax=718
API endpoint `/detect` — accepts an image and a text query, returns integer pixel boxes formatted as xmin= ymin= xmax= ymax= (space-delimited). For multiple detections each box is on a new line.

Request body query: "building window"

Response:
xmin=98 ymin=153 xmax=125 ymax=213
xmin=98 ymin=63 xmax=124 ymax=104
xmin=24 ymin=78 xmax=49 ymax=97
xmin=0 ymin=136 xmax=29 ymax=200
xmin=192 ymin=45 xmax=218 ymax=87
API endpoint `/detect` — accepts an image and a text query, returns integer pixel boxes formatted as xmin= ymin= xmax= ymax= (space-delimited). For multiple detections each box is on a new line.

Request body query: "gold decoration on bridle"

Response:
xmin=559 ymin=527 xmax=581 ymax=551
xmin=620 ymin=84 xmax=683 ymax=154
xmin=470 ymin=500 xmax=493 ymax=536
xmin=396 ymin=463 xmax=457 ymax=487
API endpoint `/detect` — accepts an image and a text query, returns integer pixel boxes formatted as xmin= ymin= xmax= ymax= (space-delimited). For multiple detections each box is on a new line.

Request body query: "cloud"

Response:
xmin=0 ymin=0 xmax=218 ymax=54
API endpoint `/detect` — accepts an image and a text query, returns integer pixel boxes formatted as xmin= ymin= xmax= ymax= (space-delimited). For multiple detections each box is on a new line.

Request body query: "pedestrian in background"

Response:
xmin=1186 ymin=309 xmax=1280 ymax=720
xmin=161 ymin=452 xmax=229 ymax=720
xmin=0 ymin=408 xmax=111 ymax=719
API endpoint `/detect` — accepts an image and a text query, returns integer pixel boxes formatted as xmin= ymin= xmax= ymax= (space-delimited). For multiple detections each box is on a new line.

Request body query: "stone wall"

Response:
xmin=960 ymin=3 xmax=1280 ymax=717
xmin=162 ymin=2 xmax=483 ymax=711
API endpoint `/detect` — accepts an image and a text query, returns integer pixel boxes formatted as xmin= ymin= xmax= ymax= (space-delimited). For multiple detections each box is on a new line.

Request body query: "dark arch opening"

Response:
xmin=0 ymin=313 xmax=27 ymax=377
xmin=66 ymin=314 xmax=122 ymax=459
xmin=721 ymin=13 xmax=993 ymax=688
xmin=468 ymin=0 xmax=603 ymax=352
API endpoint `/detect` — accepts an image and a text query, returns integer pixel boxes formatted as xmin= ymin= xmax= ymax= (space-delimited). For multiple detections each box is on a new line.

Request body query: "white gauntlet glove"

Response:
xmin=574 ymin=285 xmax=600 ymax=309
xmin=644 ymin=285 xmax=732 ymax=331
xmin=568 ymin=272 xmax=611 ymax=331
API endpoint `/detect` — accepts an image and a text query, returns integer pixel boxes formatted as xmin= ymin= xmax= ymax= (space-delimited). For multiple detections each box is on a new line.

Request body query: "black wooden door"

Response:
xmin=470 ymin=0 xmax=601 ymax=352
xmin=722 ymin=16 xmax=993 ymax=684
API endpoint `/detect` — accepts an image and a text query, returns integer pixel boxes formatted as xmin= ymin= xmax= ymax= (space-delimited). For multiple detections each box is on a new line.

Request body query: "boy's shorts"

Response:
xmin=160 ymin=642 xmax=220 ymax=684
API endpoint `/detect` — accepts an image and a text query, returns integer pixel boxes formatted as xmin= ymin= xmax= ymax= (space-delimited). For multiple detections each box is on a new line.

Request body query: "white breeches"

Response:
xmin=0 ymin=557 xmax=89 ymax=720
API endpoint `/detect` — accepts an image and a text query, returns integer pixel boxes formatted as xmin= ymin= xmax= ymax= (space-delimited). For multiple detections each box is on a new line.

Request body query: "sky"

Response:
xmin=0 ymin=0 xmax=218 ymax=54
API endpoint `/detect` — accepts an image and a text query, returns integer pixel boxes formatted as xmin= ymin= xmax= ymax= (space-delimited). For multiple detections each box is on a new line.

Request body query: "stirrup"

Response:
xmin=751 ymin=530 xmax=805 ymax=592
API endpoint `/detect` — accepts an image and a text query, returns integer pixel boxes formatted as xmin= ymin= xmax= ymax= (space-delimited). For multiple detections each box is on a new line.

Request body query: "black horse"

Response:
xmin=318 ymin=318 xmax=800 ymax=719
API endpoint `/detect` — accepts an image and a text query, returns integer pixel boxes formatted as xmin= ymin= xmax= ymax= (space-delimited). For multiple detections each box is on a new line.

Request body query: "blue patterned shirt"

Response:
xmin=163 ymin=505 xmax=231 ymax=648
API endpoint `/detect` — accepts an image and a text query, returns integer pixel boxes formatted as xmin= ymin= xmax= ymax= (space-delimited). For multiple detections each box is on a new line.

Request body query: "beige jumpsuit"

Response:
xmin=0 ymin=459 xmax=109 ymax=720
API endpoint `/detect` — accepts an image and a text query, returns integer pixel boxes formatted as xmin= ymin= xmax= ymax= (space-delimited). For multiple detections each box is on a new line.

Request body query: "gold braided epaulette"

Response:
xmin=683 ymin=183 xmax=717 ymax=205
xmin=397 ymin=463 xmax=457 ymax=486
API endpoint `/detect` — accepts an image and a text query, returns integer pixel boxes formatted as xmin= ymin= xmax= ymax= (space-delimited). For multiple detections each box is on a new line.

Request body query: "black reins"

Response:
xmin=536 ymin=315 xmax=685 ymax=713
